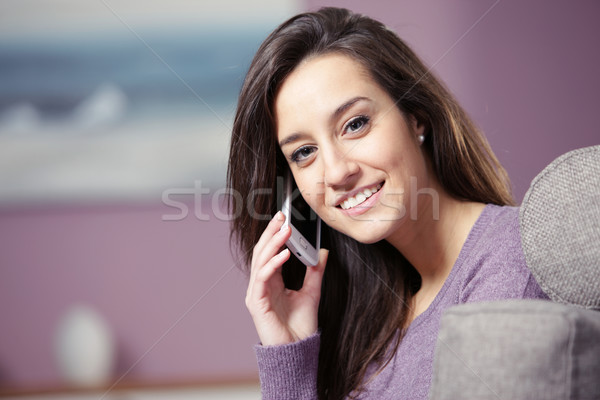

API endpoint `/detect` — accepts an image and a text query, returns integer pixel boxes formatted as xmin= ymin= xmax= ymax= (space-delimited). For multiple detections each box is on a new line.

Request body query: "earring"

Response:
xmin=418 ymin=134 xmax=425 ymax=144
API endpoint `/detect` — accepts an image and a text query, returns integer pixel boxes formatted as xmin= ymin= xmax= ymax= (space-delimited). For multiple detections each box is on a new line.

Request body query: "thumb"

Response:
xmin=302 ymin=248 xmax=328 ymax=296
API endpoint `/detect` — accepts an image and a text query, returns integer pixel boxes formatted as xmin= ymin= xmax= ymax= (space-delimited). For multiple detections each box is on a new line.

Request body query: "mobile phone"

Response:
xmin=281 ymin=171 xmax=321 ymax=267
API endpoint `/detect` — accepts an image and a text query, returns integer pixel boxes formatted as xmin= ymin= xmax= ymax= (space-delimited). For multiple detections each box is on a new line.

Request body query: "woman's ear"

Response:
xmin=409 ymin=114 xmax=425 ymax=137
xmin=408 ymin=114 xmax=426 ymax=147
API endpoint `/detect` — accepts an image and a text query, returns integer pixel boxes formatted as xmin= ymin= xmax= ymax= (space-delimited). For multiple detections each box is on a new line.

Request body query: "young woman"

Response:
xmin=227 ymin=7 xmax=547 ymax=400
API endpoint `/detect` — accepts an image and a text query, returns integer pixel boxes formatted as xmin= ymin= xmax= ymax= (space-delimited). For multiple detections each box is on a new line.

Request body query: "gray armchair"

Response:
xmin=429 ymin=145 xmax=600 ymax=400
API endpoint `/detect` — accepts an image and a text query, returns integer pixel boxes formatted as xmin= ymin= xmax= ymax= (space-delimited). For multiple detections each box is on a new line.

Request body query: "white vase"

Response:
xmin=54 ymin=304 xmax=116 ymax=387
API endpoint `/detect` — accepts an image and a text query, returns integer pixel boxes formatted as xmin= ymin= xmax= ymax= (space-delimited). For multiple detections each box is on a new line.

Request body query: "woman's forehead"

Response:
xmin=274 ymin=54 xmax=381 ymax=120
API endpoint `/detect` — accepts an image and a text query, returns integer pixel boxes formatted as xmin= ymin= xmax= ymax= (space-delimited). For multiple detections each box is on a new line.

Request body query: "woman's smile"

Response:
xmin=337 ymin=182 xmax=383 ymax=211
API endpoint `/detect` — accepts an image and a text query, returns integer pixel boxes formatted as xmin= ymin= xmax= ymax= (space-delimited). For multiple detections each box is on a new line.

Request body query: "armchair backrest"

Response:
xmin=519 ymin=145 xmax=600 ymax=309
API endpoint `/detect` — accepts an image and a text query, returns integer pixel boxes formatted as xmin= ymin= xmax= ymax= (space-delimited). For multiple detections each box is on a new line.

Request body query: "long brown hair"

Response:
xmin=227 ymin=7 xmax=513 ymax=399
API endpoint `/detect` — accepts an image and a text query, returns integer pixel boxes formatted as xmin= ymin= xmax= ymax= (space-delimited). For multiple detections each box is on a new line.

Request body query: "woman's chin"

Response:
xmin=331 ymin=222 xmax=393 ymax=245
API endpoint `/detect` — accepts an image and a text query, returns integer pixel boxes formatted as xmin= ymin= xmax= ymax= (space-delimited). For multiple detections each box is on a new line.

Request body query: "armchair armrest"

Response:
xmin=429 ymin=300 xmax=600 ymax=400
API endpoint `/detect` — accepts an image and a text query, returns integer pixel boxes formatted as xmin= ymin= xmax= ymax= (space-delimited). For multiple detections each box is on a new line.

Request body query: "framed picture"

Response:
xmin=0 ymin=0 xmax=299 ymax=205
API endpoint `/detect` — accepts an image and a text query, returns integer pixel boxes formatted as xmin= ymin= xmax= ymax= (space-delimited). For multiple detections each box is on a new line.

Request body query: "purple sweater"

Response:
xmin=254 ymin=205 xmax=549 ymax=399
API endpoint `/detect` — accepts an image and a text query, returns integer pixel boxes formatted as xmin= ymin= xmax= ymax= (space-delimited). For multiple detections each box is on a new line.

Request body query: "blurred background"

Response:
xmin=0 ymin=0 xmax=598 ymax=398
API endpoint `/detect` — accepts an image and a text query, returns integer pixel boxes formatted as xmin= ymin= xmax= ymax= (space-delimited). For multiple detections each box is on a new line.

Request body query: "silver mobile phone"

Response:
xmin=281 ymin=171 xmax=321 ymax=267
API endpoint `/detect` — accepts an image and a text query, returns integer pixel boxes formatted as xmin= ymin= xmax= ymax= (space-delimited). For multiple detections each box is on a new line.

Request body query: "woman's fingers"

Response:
xmin=301 ymin=248 xmax=328 ymax=297
xmin=246 ymin=247 xmax=290 ymax=312
xmin=253 ymin=211 xmax=286 ymax=258
xmin=249 ymin=212 xmax=289 ymax=284
xmin=255 ymin=248 xmax=290 ymax=284
xmin=247 ymin=212 xmax=291 ymax=307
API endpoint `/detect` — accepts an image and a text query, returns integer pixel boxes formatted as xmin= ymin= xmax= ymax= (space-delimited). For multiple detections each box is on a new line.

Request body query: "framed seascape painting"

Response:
xmin=0 ymin=0 xmax=300 ymax=206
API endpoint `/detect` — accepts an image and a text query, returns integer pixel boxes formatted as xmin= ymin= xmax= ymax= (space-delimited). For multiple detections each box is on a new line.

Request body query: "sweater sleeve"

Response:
xmin=254 ymin=333 xmax=320 ymax=400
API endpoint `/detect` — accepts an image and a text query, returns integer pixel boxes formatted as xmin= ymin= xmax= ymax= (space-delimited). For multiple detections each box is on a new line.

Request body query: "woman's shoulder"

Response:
xmin=457 ymin=204 xmax=521 ymax=267
xmin=473 ymin=203 xmax=519 ymax=237
xmin=455 ymin=204 xmax=547 ymax=302
xmin=464 ymin=203 xmax=522 ymax=254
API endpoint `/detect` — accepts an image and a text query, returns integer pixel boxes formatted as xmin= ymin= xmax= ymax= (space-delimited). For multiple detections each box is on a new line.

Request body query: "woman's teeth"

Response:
xmin=340 ymin=183 xmax=382 ymax=210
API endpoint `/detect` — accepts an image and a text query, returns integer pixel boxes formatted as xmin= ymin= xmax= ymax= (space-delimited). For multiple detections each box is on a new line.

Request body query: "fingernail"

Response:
xmin=275 ymin=211 xmax=284 ymax=220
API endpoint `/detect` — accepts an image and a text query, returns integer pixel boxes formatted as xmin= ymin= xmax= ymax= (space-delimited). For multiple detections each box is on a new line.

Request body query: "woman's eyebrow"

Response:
xmin=331 ymin=96 xmax=370 ymax=123
xmin=279 ymin=132 xmax=310 ymax=148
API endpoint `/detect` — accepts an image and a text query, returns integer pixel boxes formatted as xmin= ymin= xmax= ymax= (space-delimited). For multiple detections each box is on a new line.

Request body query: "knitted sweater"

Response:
xmin=254 ymin=204 xmax=549 ymax=399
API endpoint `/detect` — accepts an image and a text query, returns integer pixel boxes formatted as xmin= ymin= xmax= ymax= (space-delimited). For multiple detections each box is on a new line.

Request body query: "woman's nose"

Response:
xmin=322 ymin=146 xmax=359 ymax=188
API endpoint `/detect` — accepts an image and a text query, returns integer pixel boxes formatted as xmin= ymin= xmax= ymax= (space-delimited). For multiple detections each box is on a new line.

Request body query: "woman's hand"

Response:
xmin=246 ymin=211 xmax=328 ymax=346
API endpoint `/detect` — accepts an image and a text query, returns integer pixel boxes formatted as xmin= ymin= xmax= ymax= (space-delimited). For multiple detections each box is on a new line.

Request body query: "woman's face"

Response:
xmin=275 ymin=53 xmax=432 ymax=244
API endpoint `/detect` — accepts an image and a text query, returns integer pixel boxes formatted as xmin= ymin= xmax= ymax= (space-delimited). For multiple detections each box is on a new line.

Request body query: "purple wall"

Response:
xmin=0 ymin=201 xmax=258 ymax=389
xmin=1 ymin=0 xmax=599 ymax=391
xmin=305 ymin=0 xmax=599 ymax=201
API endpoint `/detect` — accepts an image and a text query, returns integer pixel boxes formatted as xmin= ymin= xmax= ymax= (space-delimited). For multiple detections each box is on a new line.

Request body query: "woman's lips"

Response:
xmin=337 ymin=182 xmax=384 ymax=216
xmin=339 ymin=183 xmax=383 ymax=210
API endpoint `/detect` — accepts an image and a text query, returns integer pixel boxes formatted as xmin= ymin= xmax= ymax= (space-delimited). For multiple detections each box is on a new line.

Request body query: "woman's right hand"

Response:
xmin=246 ymin=211 xmax=328 ymax=346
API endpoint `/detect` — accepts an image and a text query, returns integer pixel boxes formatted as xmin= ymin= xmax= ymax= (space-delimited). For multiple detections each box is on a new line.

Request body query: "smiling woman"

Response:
xmin=227 ymin=7 xmax=549 ymax=400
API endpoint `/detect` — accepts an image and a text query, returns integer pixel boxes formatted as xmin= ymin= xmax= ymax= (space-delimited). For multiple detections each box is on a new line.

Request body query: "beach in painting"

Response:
xmin=0 ymin=28 xmax=270 ymax=204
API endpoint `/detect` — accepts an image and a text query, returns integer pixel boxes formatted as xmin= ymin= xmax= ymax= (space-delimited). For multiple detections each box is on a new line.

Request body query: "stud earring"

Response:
xmin=418 ymin=134 xmax=425 ymax=144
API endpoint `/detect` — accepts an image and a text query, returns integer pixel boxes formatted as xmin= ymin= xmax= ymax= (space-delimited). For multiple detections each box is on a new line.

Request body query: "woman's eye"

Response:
xmin=344 ymin=115 xmax=370 ymax=135
xmin=291 ymin=146 xmax=316 ymax=163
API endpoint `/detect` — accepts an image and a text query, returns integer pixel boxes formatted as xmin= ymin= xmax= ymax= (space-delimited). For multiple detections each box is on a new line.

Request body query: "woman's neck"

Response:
xmin=386 ymin=190 xmax=486 ymax=320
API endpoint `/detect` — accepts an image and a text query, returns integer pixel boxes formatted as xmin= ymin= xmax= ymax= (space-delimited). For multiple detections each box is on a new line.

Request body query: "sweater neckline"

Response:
xmin=405 ymin=203 xmax=495 ymax=332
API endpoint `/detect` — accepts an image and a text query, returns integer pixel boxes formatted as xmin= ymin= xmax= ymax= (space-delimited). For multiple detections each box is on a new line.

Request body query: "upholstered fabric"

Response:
xmin=520 ymin=145 xmax=600 ymax=309
xmin=429 ymin=146 xmax=600 ymax=400
xmin=429 ymin=300 xmax=600 ymax=400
